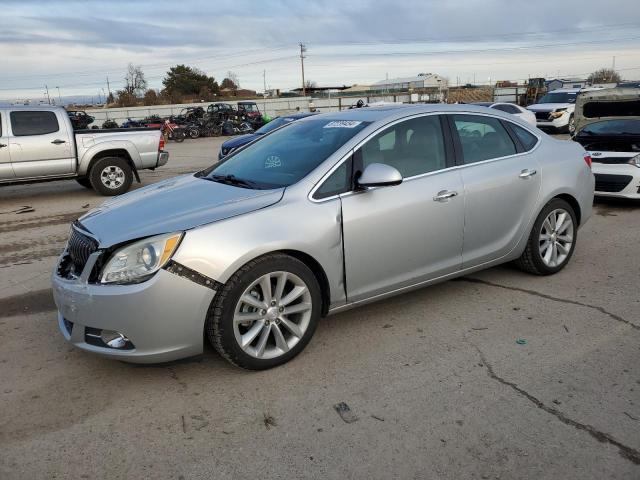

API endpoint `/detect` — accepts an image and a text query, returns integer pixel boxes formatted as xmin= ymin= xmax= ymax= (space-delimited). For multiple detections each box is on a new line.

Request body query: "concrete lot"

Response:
xmin=0 ymin=136 xmax=639 ymax=479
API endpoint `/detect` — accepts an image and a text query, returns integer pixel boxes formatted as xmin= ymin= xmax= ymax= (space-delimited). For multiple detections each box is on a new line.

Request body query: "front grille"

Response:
xmin=535 ymin=111 xmax=550 ymax=121
xmin=67 ymin=224 xmax=98 ymax=274
xmin=594 ymin=174 xmax=633 ymax=192
xmin=591 ymin=156 xmax=632 ymax=165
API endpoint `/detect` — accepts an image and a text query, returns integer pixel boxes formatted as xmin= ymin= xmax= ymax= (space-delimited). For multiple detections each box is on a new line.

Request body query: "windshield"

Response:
xmin=580 ymin=119 xmax=640 ymax=136
xmin=240 ymin=104 xmax=259 ymax=112
xmin=201 ymin=118 xmax=370 ymax=189
xmin=255 ymin=116 xmax=296 ymax=134
xmin=538 ymin=92 xmax=577 ymax=104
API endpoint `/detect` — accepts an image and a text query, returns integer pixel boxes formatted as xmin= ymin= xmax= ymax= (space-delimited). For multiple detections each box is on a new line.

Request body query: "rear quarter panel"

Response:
xmin=76 ymin=130 xmax=161 ymax=174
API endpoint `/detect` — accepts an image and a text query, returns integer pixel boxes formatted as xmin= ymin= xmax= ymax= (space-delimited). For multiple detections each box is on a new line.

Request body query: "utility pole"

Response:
xmin=106 ymin=76 xmax=112 ymax=101
xmin=263 ymin=69 xmax=267 ymax=95
xmin=56 ymin=86 xmax=62 ymax=105
xmin=611 ymin=56 xmax=616 ymax=81
xmin=299 ymin=43 xmax=307 ymax=97
xmin=44 ymin=85 xmax=51 ymax=105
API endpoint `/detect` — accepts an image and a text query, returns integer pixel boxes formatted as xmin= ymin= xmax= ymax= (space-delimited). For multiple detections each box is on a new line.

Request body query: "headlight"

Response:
xmin=100 ymin=232 xmax=183 ymax=284
xmin=629 ymin=154 xmax=640 ymax=168
xmin=549 ymin=108 xmax=567 ymax=119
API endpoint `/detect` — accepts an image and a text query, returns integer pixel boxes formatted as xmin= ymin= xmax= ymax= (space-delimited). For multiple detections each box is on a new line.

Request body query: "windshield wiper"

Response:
xmin=208 ymin=174 xmax=260 ymax=189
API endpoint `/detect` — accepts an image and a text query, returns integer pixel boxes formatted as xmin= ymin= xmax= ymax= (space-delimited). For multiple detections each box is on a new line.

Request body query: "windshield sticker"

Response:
xmin=264 ymin=155 xmax=282 ymax=168
xmin=324 ymin=120 xmax=363 ymax=129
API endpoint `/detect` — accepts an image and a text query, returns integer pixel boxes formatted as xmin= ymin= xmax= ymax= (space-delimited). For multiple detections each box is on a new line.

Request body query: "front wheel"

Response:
xmin=515 ymin=198 xmax=577 ymax=275
xmin=567 ymin=114 xmax=576 ymax=136
xmin=206 ymin=253 xmax=321 ymax=370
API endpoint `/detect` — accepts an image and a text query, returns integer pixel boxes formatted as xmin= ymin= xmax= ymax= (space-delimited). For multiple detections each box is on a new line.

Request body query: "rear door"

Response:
xmin=0 ymin=110 xmax=15 ymax=179
xmin=448 ymin=114 xmax=541 ymax=267
xmin=338 ymin=114 xmax=465 ymax=302
xmin=9 ymin=109 xmax=75 ymax=179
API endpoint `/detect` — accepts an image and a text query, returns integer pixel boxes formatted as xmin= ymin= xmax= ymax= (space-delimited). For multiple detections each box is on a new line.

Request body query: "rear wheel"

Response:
xmin=89 ymin=156 xmax=133 ymax=196
xmin=516 ymin=198 xmax=577 ymax=275
xmin=206 ymin=253 xmax=321 ymax=370
xmin=567 ymin=114 xmax=576 ymax=136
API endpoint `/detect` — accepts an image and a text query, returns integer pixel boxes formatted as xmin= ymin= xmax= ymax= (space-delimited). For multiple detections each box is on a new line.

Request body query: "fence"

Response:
xmin=82 ymin=86 xmax=530 ymax=125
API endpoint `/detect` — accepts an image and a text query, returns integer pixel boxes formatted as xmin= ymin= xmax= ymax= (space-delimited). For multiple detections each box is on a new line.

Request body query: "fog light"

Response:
xmin=101 ymin=330 xmax=131 ymax=349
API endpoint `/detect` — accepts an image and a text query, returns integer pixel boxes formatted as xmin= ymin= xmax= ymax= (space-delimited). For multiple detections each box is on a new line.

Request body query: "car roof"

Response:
xmin=300 ymin=103 xmax=521 ymax=123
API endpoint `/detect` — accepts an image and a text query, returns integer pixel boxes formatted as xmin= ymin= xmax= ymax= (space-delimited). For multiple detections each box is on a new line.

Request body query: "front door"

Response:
xmin=0 ymin=111 xmax=14 ymax=179
xmin=340 ymin=114 xmax=464 ymax=302
xmin=449 ymin=114 xmax=541 ymax=267
xmin=8 ymin=109 xmax=75 ymax=179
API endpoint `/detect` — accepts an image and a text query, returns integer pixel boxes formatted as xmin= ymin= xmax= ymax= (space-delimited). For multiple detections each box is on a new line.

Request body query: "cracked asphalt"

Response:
xmin=1 ymin=137 xmax=639 ymax=479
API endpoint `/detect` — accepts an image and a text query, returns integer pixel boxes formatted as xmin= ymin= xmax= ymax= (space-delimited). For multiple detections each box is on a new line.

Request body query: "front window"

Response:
xmin=538 ymin=92 xmax=577 ymax=104
xmin=579 ymin=120 xmax=640 ymax=136
xmin=201 ymin=118 xmax=370 ymax=189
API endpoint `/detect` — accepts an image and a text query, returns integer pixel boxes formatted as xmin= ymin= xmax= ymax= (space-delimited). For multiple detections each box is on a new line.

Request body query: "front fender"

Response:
xmin=172 ymin=197 xmax=347 ymax=307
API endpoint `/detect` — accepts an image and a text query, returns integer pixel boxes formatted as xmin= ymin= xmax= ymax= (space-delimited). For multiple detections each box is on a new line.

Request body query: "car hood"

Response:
xmin=527 ymin=103 xmax=571 ymax=112
xmin=78 ymin=174 xmax=284 ymax=247
xmin=222 ymin=133 xmax=260 ymax=149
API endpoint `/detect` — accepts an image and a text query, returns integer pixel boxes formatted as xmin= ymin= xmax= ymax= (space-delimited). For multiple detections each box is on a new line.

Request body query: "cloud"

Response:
xmin=1 ymin=0 xmax=639 ymax=99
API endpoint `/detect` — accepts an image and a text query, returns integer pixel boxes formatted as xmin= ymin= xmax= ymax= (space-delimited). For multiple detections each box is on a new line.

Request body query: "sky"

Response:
xmin=1 ymin=0 xmax=640 ymax=103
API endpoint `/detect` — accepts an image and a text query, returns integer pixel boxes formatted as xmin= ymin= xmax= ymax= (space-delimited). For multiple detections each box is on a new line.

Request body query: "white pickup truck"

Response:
xmin=0 ymin=106 xmax=169 ymax=195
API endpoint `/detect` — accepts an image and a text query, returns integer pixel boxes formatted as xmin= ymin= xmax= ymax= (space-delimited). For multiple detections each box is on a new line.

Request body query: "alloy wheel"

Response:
xmin=539 ymin=208 xmax=574 ymax=268
xmin=233 ymin=271 xmax=312 ymax=359
xmin=100 ymin=165 xmax=125 ymax=189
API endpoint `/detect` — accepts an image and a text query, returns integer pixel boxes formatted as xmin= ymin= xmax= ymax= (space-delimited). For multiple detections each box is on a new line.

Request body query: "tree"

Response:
xmin=143 ymin=89 xmax=159 ymax=106
xmin=124 ymin=63 xmax=147 ymax=96
xmin=587 ymin=68 xmax=621 ymax=84
xmin=162 ymin=65 xmax=219 ymax=98
xmin=220 ymin=77 xmax=237 ymax=91
xmin=106 ymin=92 xmax=115 ymax=105
xmin=304 ymin=80 xmax=317 ymax=89
xmin=115 ymin=90 xmax=137 ymax=107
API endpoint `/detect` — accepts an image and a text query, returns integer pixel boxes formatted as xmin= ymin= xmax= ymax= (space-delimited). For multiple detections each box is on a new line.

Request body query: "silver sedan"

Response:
xmin=52 ymin=104 xmax=595 ymax=369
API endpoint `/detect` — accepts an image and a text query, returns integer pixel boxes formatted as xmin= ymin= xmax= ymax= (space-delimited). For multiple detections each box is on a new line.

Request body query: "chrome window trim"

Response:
xmin=308 ymin=110 xmax=541 ymax=204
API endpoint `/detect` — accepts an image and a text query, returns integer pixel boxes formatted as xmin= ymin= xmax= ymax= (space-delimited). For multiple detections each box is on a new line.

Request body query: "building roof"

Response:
xmin=372 ymin=73 xmax=444 ymax=85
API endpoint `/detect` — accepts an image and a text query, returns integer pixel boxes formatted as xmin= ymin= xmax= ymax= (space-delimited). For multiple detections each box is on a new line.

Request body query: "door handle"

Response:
xmin=519 ymin=169 xmax=537 ymax=179
xmin=51 ymin=139 xmax=66 ymax=145
xmin=433 ymin=190 xmax=458 ymax=202
xmin=0 ymin=143 xmax=6 ymax=148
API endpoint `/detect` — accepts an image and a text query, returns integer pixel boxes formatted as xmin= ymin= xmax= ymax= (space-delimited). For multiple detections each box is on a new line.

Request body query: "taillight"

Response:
xmin=583 ymin=153 xmax=592 ymax=169
xmin=159 ymin=135 xmax=165 ymax=151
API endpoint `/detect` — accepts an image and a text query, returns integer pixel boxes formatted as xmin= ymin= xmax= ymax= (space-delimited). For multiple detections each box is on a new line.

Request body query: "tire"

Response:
xmin=206 ymin=253 xmax=322 ymax=370
xmin=188 ymin=128 xmax=200 ymax=139
xmin=89 ymin=156 xmax=133 ymax=196
xmin=566 ymin=114 xmax=575 ymax=136
xmin=515 ymin=198 xmax=577 ymax=275
xmin=172 ymin=129 xmax=185 ymax=142
xmin=76 ymin=177 xmax=92 ymax=189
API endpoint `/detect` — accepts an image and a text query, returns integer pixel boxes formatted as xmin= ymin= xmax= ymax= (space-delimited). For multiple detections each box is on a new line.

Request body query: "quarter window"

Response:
xmin=452 ymin=114 xmax=516 ymax=164
xmin=510 ymin=124 xmax=538 ymax=151
xmin=358 ymin=115 xmax=446 ymax=178
xmin=313 ymin=160 xmax=352 ymax=199
xmin=10 ymin=111 xmax=59 ymax=136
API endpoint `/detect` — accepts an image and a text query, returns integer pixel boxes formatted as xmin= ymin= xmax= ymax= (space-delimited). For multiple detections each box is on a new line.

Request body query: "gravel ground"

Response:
xmin=0 ymin=136 xmax=638 ymax=479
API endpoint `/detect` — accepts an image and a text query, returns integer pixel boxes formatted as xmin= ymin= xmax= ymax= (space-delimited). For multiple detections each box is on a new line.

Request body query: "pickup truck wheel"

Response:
xmin=89 ymin=156 xmax=133 ymax=196
xmin=75 ymin=177 xmax=92 ymax=189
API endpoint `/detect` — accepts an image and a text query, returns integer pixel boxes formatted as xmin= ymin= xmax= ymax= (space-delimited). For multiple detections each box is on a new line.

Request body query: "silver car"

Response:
xmin=52 ymin=104 xmax=595 ymax=369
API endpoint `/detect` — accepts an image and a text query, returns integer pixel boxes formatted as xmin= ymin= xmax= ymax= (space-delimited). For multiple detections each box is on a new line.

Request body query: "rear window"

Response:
xmin=10 ymin=111 xmax=59 ymax=136
xmin=583 ymin=100 xmax=640 ymax=118
xmin=580 ymin=120 xmax=640 ymax=135
xmin=511 ymin=124 xmax=539 ymax=151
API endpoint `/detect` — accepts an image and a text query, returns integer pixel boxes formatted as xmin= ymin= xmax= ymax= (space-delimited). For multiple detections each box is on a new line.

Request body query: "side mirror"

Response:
xmin=357 ymin=163 xmax=403 ymax=189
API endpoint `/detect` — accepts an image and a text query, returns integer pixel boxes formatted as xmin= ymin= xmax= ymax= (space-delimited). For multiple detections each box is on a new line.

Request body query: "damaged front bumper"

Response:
xmin=52 ymin=256 xmax=217 ymax=363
